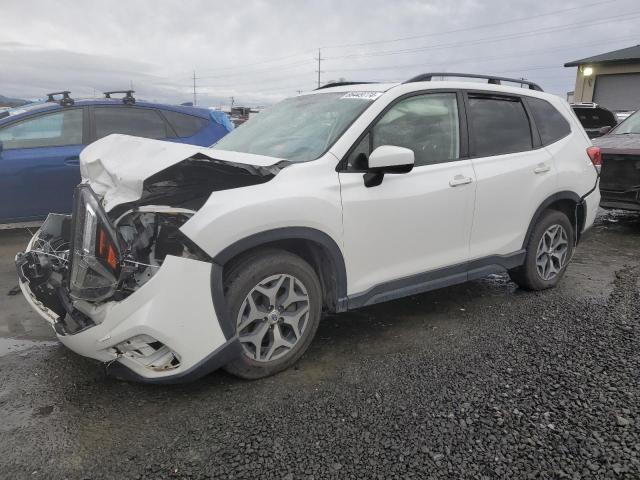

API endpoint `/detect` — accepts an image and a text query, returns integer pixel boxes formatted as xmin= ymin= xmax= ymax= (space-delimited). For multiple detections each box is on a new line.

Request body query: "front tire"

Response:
xmin=509 ymin=210 xmax=574 ymax=291
xmin=223 ymin=249 xmax=323 ymax=379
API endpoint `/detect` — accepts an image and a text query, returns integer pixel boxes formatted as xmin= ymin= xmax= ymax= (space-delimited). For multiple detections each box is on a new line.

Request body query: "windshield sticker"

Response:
xmin=341 ymin=92 xmax=383 ymax=100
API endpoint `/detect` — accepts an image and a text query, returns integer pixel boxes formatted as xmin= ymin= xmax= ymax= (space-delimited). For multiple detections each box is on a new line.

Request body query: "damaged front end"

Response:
xmin=15 ymin=141 xmax=283 ymax=381
xmin=16 ymin=185 xmax=210 ymax=336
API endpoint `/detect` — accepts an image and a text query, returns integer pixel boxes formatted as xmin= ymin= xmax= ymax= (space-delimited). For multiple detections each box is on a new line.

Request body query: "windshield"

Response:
xmin=612 ymin=110 xmax=640 ymax=135
xmin=211 ymin=92 xmax=376 ymax=162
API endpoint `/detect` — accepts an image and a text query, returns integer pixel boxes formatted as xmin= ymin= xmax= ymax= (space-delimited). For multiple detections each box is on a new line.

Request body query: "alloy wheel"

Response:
xmin=235 ymin=273 xmax=310 ymax=362
xmin=535 ymin=224 xmax=569 ymax=281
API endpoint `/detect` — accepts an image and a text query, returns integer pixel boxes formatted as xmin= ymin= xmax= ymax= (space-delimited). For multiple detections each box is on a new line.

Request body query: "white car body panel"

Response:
xmin=181 ymin=155 xmax=344 ymax=260
xmin=80 ymin=134 xmax=282 ymax=212
xmin=60 ymin=255 xmax=226 ymax=379
xmin=469 ymin=147 xmax=558 ymax=259
xmin=339 ymin=160 xmax=476 ymax=295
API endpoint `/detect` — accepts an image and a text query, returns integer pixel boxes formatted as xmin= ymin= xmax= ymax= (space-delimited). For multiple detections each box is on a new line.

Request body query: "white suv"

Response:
xmin=16 ymin=73 xmax=601 ymax=383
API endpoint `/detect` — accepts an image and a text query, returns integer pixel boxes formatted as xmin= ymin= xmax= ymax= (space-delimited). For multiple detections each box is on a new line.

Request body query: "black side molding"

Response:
xmin=348 ymin=251 xmax=525 ymax=309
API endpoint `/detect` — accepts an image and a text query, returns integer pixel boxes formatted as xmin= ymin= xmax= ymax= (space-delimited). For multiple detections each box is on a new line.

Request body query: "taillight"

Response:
xmin=587 ymin=146 xmax=602 ymax=168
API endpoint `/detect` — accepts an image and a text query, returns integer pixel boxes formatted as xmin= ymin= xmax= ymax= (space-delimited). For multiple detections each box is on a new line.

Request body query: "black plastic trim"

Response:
xmin=210 ymin=262 xmax=236 ymax=339
xmin=105 ymin=336 xmax=242 ymax=384
xmin=522 ymin=191 xmax=582 ymax=249
xmin=347 ymin=250 xmax=526 ymax=309
xmin=212 ymin=227 xmax=349 ymax=312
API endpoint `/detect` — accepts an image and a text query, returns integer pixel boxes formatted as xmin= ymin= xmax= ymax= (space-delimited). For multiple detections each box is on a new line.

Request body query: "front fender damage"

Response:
xmin=14 ymin=135 xmax=288 ymax=382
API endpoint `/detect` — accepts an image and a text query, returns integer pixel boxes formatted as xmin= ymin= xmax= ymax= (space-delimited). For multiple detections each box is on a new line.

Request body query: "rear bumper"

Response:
xmin=600 ymin=189 xmax=640 ymax=212
xmin=16 ymin=224 xmax=240 ymax=383
xmin=600 ymin=200 xmax=640 ymax=211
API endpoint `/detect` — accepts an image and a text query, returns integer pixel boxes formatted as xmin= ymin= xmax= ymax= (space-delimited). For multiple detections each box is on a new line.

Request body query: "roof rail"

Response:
xmin=315 ymin=81 xmax=378 ymax=90
xmin=104 ymin=90 xmax=136 ymax=105
xmin=404 ymin=73 xmax=543 ymax=92
xmin=46 ymin=91 xmax=74 ymax=106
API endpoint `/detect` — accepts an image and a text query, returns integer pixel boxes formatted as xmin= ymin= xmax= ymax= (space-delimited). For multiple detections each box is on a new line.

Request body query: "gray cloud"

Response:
xmin=1 ymin=0 xmax=638 ymax=107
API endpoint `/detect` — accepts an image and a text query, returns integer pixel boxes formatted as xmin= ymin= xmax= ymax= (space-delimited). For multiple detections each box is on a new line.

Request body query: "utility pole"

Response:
xmin=130 ymin=80 xmax=134 ymax=91
xmin=315 ymin=48 xmax=323 ymax=89
xmin=192 ymin=71 xmax=197 ymax=106
xmin=230 ymin=96 xmax=235 ymax=108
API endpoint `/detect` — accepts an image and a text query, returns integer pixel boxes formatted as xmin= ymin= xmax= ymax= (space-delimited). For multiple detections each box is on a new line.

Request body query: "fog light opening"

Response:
xmin=109 ymin=335 xmax=181 ymax=371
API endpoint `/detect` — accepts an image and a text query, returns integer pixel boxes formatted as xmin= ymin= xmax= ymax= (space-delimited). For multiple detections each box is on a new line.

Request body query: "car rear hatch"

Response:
xmin=571 ymin=104 xmax=617 ymax=139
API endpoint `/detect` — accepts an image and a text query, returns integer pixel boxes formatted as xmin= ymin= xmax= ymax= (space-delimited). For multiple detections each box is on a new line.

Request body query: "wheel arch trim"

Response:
xmin=212 ymin=227 xmax=348 ymax=313
xmin=523 ymin=191 xmax=583 ymax=250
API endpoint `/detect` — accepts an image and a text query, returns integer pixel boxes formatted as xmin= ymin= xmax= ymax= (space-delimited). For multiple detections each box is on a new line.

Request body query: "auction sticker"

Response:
xmin=341 ymin=92 xmax=383 ymax=100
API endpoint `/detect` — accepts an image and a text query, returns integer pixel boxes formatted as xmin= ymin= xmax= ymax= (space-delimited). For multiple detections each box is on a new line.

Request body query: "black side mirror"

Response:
xmin=599 ymin=125 xmax=612 ymax=136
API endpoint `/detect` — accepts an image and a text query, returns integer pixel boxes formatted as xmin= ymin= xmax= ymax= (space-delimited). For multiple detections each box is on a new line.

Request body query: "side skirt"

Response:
xmin=347 ymin=250 xmax=526 ymax=309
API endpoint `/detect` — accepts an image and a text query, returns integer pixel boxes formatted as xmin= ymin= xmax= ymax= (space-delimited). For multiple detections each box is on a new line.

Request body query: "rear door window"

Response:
xmin=468 ymin=94 xmax=532 ymax=157
xmin=162 ymin=110 xmax=208 ymax=137
xmin=528 ymin=97 xmax=572 ymax=145
xmin=94 ymin=107 xmax=168 ymax=140
xmin=0 ymin=109 xmax=83 ymax=149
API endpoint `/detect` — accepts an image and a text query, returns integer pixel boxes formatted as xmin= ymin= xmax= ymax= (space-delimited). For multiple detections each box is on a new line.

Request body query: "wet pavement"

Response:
xmin=0 ymin=210 xmax=639 ymax=479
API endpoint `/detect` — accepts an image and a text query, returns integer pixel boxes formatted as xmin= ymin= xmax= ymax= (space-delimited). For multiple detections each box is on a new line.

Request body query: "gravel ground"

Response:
xmin=0 ymin=210 xmax=639 ymax=479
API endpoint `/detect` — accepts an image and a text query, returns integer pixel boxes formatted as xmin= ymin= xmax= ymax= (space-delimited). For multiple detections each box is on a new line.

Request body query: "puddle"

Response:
xmin=0 ymin=337 xmax=58 ymax=357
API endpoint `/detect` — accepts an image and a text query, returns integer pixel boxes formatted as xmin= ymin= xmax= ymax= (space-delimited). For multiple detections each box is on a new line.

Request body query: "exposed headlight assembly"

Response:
xmin=69 ymin=185 xmax=122 ymax=302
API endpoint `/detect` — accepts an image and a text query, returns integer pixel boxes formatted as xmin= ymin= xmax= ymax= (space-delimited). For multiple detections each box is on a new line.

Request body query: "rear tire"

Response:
xmin=223 ymin=249 xmax=323 ymax=379
xmin=509 ymin=210 xmax=574 ymax=291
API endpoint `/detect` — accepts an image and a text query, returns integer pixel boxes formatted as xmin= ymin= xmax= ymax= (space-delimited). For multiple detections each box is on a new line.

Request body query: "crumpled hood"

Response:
xmin=593 ymin=133 xmax=640 ymax=153
xmin=80 ymin=134 xmax=283 ymax=212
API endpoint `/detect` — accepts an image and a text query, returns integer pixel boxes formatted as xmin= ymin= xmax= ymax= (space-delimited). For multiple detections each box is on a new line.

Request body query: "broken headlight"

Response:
xmin=115 ymin=208 xmax=209 ymax=294
xmin=69 ymin=185 xmax=122 ymax=302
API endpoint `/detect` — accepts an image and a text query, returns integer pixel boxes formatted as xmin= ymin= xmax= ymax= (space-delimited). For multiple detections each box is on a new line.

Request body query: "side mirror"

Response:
xmin=598 ymin=125 xmax=612 ymax=136
xmin=364 ymin=145 xmax=415 ymax=188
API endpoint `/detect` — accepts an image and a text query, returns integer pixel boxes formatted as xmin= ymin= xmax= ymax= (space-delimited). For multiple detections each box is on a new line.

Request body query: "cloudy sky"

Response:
xmin=1 ymin=0 xmax=638 ymax=107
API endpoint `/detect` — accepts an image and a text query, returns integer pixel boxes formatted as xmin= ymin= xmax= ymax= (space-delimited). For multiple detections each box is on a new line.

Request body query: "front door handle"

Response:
xmin=449 ymin=174 xmax=473 ymax=187
xmin=64 ymin=156 xmax=80 ymax=166
xmin=533 ymin=163 xmax=551 ymax=174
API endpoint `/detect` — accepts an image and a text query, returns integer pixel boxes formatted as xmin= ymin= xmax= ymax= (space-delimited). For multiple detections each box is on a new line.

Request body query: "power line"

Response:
xmin=321 ymin=35 xmax=639 ymax=75
xmin=320 ymin=0 xmax=615 ymax=50
xmin=197 ymin=50 xmax=315 ymax=74
xmin=325 ymin=10 xmax=640 ymax=61
xmin=196 ymin=59 xmax=315 ymax=80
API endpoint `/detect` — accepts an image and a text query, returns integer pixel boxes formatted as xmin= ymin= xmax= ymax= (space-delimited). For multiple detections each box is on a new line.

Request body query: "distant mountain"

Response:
xmin=0 ymin=94 xmax=27 ymax=107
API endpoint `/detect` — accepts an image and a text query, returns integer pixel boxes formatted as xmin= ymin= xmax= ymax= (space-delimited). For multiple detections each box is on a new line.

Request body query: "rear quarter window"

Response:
xmin=526 ymin=97 xmax=571 ymax=145
xmin=162 ymin=110 xmax=208 ymax=137
xmin=94 ymin=107 xmax=168 ymax=140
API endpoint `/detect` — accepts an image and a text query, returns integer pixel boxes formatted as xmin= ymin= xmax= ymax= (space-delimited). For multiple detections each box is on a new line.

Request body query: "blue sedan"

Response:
xmin=0 ymin=91 xmax=232 ymax=225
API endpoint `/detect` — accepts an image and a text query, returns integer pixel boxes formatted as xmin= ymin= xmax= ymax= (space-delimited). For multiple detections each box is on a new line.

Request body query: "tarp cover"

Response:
xmin=209 ymin=110 xmax=235 ymax=133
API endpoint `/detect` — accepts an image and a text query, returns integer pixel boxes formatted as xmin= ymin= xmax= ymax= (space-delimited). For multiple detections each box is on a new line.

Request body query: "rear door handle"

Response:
xmin=449 ymin=175 xmax=473 ymax=187
xmin=533 ymin=163 xmax=551 ymax=174
xmin=64 ymin=156 xmax=80 ymax=166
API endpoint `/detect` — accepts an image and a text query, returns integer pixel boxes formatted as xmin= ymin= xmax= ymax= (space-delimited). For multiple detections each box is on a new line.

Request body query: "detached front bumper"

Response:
xmin=16 ymin=221 xmax=240 ymax=384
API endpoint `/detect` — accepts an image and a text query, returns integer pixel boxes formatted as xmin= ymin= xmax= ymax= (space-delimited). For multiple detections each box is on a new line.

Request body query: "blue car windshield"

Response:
xmin=211 ymin=92 xmax=376 ymax=162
